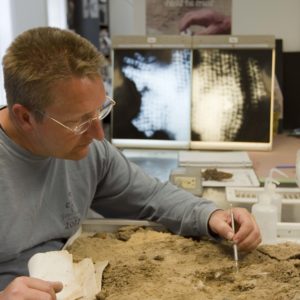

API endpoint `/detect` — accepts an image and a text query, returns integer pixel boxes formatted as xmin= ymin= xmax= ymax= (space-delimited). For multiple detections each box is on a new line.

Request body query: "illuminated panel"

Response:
xmin=191 ymin=36 xmax=275 ymax=150
xmin=112 ymin=36 xmax=192 ymax=149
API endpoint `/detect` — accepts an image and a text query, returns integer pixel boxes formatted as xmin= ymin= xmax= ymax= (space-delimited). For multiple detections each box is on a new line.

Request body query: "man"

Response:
xmin=0 ymin=27 xmax=260 ymax=299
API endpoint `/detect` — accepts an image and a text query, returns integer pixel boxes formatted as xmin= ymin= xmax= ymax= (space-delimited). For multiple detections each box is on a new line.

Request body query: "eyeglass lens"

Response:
xmin=74 ymin=98 xmax=114 ymax=134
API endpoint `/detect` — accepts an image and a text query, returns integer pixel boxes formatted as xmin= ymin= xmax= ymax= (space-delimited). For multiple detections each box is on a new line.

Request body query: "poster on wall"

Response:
xmin=146 ymin=0 xmax=232 ymax=35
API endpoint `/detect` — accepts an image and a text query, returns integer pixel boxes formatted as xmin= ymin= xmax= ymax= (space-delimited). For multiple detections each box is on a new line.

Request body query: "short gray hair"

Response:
xmin=3 ymin=27 xmax=106 ymax=112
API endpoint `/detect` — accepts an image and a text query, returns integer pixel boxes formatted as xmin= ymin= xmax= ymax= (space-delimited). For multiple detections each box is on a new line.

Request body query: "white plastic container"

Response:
xmin=252 ymin=168 xmax=288 ymax=244
xmin=267 ymin=181 xmax=283 ymax=222
xmin=252 ymin=193 xmax=277 ymax=245
xmin=263 ymin=168 xmax=288 ymax=222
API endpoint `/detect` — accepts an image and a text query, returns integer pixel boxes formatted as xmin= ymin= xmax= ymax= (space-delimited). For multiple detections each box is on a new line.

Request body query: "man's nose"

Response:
xmin=87 ymin=119 xmax=105 ymax=140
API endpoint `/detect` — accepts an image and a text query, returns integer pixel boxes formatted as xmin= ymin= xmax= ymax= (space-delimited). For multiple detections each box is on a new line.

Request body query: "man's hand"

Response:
xmin=208 ymin=207 xmax=261 ymax=251
xmin=0 ymin=276 xmax=63 ymax=300
xmin=179 ymin=8 xmax=231 ymax=35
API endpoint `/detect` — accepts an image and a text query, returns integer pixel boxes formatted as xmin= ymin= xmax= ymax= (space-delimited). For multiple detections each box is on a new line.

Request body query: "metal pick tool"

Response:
xmin=230 ymin=205 xmax=239 ymax=272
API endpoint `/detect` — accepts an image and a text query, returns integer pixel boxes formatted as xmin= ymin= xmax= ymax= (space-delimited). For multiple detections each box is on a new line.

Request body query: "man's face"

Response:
xmin=31 ymin=76 xmax=106 ymax=160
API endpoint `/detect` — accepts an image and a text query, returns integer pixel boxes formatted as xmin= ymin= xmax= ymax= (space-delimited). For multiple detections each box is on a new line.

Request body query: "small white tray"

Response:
xmin=226 ymin=187 xmax=300 ymax=204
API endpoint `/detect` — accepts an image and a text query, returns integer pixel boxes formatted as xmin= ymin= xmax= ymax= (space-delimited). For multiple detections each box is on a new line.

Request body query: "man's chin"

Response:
xmin=65 ymin=146 xmax=90 ymax=160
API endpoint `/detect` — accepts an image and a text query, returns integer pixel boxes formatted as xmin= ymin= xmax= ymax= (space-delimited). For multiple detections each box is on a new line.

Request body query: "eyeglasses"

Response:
xmin=37 ymin=96 xmax=116 ymax=135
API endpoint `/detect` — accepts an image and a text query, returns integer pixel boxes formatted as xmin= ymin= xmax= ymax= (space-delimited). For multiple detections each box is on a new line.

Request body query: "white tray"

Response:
xmin=226 ymin=187 xmax=300 ymax=244
xmin=63 ymin=219 xmax=164 ymax=249
xmin=81 ymin=218 xmax=163 ymax=233
xmin=64 ymin=218 xmax=300 ymax=247
xmin=226 ymin=187 xmax=300 ymax=204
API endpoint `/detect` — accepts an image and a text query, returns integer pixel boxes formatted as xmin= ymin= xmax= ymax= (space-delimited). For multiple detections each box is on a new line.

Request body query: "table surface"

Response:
xmin=249 ymin=134 xmax=300 ymax=183
xmin=120 ymin=134 xmax=300 ymax=212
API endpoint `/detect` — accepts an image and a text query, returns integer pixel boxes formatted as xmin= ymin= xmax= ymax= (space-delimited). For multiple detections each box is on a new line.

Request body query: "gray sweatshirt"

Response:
xmin=0 ymin=127 xmax=218 ymax=289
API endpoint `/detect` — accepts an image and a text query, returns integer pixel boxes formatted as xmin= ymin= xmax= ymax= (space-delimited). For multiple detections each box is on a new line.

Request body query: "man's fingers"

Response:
xmin=22 ymin=277 xmax=62 ymax=299
xmin=234 ymin=211 xmax=259 ymax=241
xmin=238 ymin=234 xmax=262 ymax=251
xmin=208 ymin=209 xmax=232 ymax=239
xmin=233 ymin=209 xmax=261 ymax=250
xmin=1 ymin=277 xmax=63 ymax=300
xmin=48 ymin=281 xmax=63 ymax=293
xmin=208 ymin=207 xmax=262 ymax=252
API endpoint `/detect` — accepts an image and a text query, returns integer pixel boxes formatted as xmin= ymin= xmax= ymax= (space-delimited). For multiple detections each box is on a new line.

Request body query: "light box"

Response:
xmin=190 ymin=35 xmax=275 ymax=150
xmin=111 ymin=35 xmax=275 ymax=151
xmin=111 ymin=36 xmax=192 ymax=149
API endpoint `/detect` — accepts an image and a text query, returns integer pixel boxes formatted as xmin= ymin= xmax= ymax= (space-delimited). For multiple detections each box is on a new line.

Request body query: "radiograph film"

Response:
xmin=191 ymin=49 xmax=273 ymax=143
xmin=113 ymin=49 xmax=191 ymax=142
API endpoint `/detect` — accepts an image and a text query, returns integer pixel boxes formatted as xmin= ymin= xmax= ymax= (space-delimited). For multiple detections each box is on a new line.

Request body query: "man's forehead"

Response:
xmin=46 ymin=78 xmax=105 ymax=118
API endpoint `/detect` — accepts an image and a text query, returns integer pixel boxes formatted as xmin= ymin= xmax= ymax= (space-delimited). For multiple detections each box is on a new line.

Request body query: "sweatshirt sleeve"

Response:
xmin=91 ymin=140 xmax=219 ymax=238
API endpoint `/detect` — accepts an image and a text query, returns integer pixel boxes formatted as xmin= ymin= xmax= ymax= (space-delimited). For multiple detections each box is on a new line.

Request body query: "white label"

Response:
xmin=147 ymin=37 xmax=157 ymax=44
xmin=229 ymin=36 xmax=239 ymax=44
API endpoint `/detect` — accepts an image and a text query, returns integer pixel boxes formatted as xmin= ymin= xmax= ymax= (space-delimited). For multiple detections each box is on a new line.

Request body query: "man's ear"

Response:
xmin=11 ymin=104 xmax=36 ymax=131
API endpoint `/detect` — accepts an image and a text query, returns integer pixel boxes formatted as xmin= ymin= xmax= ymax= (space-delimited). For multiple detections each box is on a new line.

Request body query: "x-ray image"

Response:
xmin=112 ymin=48 xmax=191 ymax=147
xmin=191 ymin=49 xmax=273 ymax=143
xmin=111 ymin=37 xmax=274 ymax=150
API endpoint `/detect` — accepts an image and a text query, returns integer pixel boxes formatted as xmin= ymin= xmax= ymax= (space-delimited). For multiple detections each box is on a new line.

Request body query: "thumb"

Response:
xmin=225 ymin=230 xmax=235 ymax=241
xmin=215 ymin=222 xmax=234 ymax=241
xmin=209 ymin=210 xmax=234 ymax=240
xmin=49 ymin=281 xmax=63 ymax=293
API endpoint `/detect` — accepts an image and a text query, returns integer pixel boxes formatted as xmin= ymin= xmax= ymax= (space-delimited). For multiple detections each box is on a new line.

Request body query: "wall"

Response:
xmin=232 ymin=0 xmax=300 ymax=52
xmin=108 ymin=0 xmax=300 ymax=129
xmin=109 ymin=0 xmax=146 ymax=36
xmin=0 ymin=0 xmax=14 ymax=105
xmin=10 ymin=0 xmax=48 ymax=37
xmin=1 ymin=0 xmax=299 ymax=105
xmin=109 ymin=0 xmax=300 ymax=52
xmin=0 ymin=0 xmax=67 ymax=105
